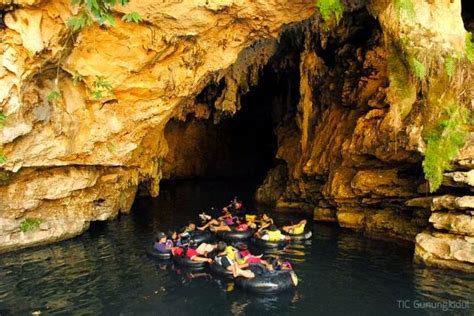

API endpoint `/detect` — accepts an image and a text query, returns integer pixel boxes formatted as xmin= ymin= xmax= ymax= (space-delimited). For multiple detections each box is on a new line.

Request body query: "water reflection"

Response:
xmin=0 ymin=180 xmax=472 ymax=315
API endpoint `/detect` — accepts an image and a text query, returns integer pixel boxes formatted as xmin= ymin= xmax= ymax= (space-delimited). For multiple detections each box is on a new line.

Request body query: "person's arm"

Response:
xmin=218 ymin=213 xmax=232 ymax=220
xmin=258 ymin=222 xmax=271 ymax=232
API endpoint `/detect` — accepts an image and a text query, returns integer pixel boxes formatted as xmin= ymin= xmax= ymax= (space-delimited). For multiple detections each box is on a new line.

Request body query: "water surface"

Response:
xmin=0 ymin=180 xmax=472 ymax=315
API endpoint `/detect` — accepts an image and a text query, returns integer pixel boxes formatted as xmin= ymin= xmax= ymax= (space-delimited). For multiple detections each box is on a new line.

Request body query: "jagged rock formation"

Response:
xmin=0 ymin=0 xmax=472 ymax=273
xmin=0 ymin=0 xmax=315 ymax=251
xmin=253 ymin=0 xmax=473 ymax=272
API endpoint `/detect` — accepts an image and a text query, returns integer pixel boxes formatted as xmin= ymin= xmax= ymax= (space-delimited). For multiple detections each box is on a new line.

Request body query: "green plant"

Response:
xmin=72 ymin=73 xmax=84 ymax=86
xmin=68 ymin=0 xmax=142 ymax=30
xmin=20 ymin=218 xmax=42 ymax=233
xmin=0 ymin=149 xmax=6 ymax=164
xmin=0 ymin=170 xmax=13 ymax=186
xmin=386 ymin=55 xmax=417 ymax=129
xmin=122 ymin=11 xmax=142 ymax=23
xmin=67 ymin=12 xmax=93 ymax=31
xmin=91 ymin=76 xmax=114 ymax=99
xmin=444 ymin=56 xmax=457 ymax=79
xmin=395 ymin=0 xmax=416 ymax=22
xmin=47 ymin=90 xmax=62 ymax=102
xmin=423 ymin=104 xmax=470 ymax=192
xmin=466 ymin=32 xmax=474 ymax=63
xmin=316 ymin=0 xmax=344 ymax=24
xmin=410 ymin=57 xmax=426 ymax=79
xmin=0 ymin=112 xmax=5 ymax=128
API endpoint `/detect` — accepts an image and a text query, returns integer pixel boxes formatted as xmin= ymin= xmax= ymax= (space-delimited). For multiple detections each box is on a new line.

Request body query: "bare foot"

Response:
xmin=290 ymin=271 xmax=298 ymax=286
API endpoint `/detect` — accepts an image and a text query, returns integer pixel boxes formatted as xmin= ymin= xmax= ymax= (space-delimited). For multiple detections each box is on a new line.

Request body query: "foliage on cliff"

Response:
xmin=20 ymin=218 xmax=42 ymax=233
xmin=382 ymin=12 xmax=473 ymax=192
xmin=316 ymin=0 xmax=344 ymax=25
xmin=68 ymin=0 xmax=141 ymax=29
xmin=423 ymin=105 xmax=470 ymax=191
xmin=394 ymin=0 xmax=416 ymax=21
xmin=467 ymin=32 xmax=474 ymax=63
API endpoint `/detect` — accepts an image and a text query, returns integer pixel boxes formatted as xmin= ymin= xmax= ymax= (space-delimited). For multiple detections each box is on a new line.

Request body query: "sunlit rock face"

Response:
xmin=0 ymin=0 xmax=315 ymax=252
xmin=0 ymin=0 xmax=472 ymax=273
xmin=252 ymin=0 xmax=473 ymax=272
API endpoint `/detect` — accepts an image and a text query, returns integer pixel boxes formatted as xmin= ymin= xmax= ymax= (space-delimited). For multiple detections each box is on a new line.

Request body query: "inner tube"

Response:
xmin=285 ymin=230 xmax=313 ymax=241
xmin=209 ymin=262 xmax=233 ymax=278
xmin=172 ymin=255 xmax=208 ymax=270
xmin=217 ymin=229 xmax=255 ymax=242
xmin=145 ymin=246 xmax=172 ymax=260
xmin=189 ymin=230 xmax=213 ymax=244
xmin=250 ymin=237 xmax=287 ymax=249
xmin=235 ymin=270 xmax=297 ymax=294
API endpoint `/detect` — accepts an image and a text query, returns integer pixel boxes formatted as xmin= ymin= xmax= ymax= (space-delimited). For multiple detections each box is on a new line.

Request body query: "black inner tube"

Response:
xmin=145 ymin=246 xmax=172 ymax=260
xmin=189 ymin=231 xmax=213 ymax=244
xmin=209 ymin=263 xmax=233 ymax=278
xmin=250 ymin=237 xmax=287 ymax=249
xmin=235 ymin=270 xmax=296 ymax=294
xmin=217 ymin=229 xmax=255 ymax=242
xmin=172 ymin=255 xmax=208 ymax=270
xmin=285 ymin=230 xmax=312 ymax=241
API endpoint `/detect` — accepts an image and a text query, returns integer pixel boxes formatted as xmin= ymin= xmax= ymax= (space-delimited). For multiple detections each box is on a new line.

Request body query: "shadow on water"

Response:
xmin=0 ymin=180 xmax=473 ymax=315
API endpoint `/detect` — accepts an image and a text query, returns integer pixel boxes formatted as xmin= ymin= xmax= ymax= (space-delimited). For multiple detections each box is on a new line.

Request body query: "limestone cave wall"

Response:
xmin=254 ymin=1 xmax=474 ymax=272
xmin=0 ymin=0 xmax=315 ymax=252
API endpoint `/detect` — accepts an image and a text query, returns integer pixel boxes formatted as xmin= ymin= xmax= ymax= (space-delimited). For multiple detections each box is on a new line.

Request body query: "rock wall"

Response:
xmin=255 ymin=1 xmax=473 ymax=272
xmin=0 ymin=0 xmax=316 ymax=252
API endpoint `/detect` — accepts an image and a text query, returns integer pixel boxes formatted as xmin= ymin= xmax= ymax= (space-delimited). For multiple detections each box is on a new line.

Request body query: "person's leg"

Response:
xmin=191 ymin=255 xmax=212 ymax=263
xmin=198 ymin=219 xmax=219 ymax=230
xmin=234 ymin=266 xmax=255 ymax=279
xmin=213 ymin=224 xmax=231 ymax=232
xmin=231 ymin=263 xmax=238 ymax=277
xmin=197 ymin=243 xmax=216 ymax=255
xmin=260 ymin=259 xmax=273 ymax=270
xmin=195 ymin=243 xmax=209 ymax=254
xmin=290 ymin=271 xmax=298 ymax=286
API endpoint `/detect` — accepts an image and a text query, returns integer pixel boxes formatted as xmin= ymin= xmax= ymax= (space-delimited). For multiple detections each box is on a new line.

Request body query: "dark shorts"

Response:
xmin=217 ymin=256 xmax=234 ymax=269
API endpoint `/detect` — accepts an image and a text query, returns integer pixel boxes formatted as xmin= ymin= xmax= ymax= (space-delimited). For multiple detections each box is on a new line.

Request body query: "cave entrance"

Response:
xmin=162 ymin=61 xmax=299 ymax=196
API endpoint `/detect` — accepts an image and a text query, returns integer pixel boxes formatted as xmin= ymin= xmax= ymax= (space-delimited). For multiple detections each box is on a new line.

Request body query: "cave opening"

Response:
xmin=159 ymin=8 xmax=384 ymax=204
xmin=461 ymin=0 xmax=474 ymax=31
xmin=161 ymin=61 xmax=300 ymax=195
